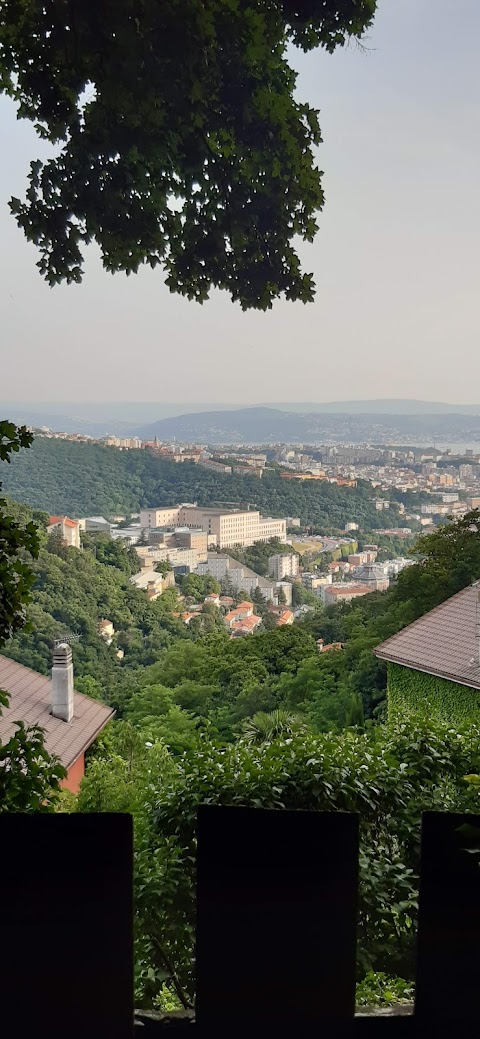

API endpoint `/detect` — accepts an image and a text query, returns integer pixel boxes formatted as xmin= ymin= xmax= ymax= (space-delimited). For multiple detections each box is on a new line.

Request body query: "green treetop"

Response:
xmin=1 ymin=0 xmax=376 ymax=308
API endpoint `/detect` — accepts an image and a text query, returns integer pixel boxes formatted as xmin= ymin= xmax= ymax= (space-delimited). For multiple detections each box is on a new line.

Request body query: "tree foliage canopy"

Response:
xmin=0 ymin=436 xmax=410 ymax=532
xmin=1 ymin=0 xmax=376 ymax=308
xmin=0 ymin=425 xmax=67 ymax=807
xmin=0 ymin=422 xmax=40 ymax=645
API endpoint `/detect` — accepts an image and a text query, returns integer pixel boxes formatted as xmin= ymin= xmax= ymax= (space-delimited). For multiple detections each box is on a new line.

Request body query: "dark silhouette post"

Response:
xmin=415 ymin=811 xmax=480 ymax=1029
xmin=0 ymin=814 xmax=134 ymax=1038
xmin=196 ymin=805 xmax=359 ymax=1035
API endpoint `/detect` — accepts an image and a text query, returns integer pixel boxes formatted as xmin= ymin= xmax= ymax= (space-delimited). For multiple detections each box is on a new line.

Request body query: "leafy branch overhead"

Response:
xmin=0 ymin=0 xmax=377 ymax=308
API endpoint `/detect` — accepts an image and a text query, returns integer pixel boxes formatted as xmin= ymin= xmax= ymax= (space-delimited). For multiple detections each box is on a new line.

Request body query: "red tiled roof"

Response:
xmin=327 ymin=585 xmax=370 ymax=596
xmin=231 ymin=615 xmax=262 ymax=632
xmin=375 ymin=582 xmax=480 ymax=690
xmin=48 ymin=516 xmax=78 ymax=529
xmin=0 ymin=655 xmax=114 ymax=768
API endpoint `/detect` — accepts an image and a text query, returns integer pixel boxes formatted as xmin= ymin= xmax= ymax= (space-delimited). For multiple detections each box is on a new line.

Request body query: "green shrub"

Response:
xmin=356 ymin=972 xmax=414 ymax=1008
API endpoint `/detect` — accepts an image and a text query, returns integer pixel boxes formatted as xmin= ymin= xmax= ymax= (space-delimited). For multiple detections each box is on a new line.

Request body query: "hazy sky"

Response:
xmin=1 ymin=0 xmax=479 ymax=405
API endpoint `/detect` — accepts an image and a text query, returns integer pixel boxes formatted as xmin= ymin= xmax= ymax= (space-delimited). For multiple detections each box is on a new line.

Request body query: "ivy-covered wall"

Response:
xmin=387 ymin=661 xmax=480 ymax=724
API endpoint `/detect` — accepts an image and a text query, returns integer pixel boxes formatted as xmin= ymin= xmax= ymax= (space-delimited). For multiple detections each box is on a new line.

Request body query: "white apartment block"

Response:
xmin=268 ymin=553 xmax=299 ymax=581
xmin=140 ymin=507 xmax=184 ymax=528
xmin=197 ymin=554 xmax=292 ymax=605
xmin=140 ymin=505 xmax=286 ymax=549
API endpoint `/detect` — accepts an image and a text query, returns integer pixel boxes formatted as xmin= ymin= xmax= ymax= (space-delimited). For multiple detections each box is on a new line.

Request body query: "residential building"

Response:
xmin=47 ymin=515 xmax=81 ymax=549
xmin=266 ymin=605 xmax=294 ymax=626
xmin=197 ymin=553 xmax=291 ymax=605
xmin=98 ymin=619 xmax=115 ymax=644
xmin=140 ymin=507 xmax=184 ymax=528
xmin=268 ymin=553 xmax=299 ymax=581
xmin=301 ymin=572 xmax=332 ymax=596
xmin=224 ymin=602 xmax=262 ymax=637
xmin=111 ymin=525 xmax=143 ymax=545
xmin=323 ymin=584 xmax=372 ymax=607
xmin=0 ymin=647 xmax=113 ymax=794
xmin=130 ymin=569 xmax=176 ymax=598
xmin=233 ymin=465 xmax=263 ymax=478
xmin=317 ymin=639 xmax=343 ymax=653
xmin=375 ymin=582 xmax=480 ymax=723
xmin=467 ymin=497 xmax=480 ymax=510
xmin=77 ymin=516 xmax=112 ymax=535
xmin=103 ymin=436 xmax=142 ymax=449
xmin=198 ymin=459 xmax=232 ymax=475
xmin=173 ymin=528 xmax=209 ymax=558
xmin=345 ymin=523 xmax=359 ymax=532
xmin=276 ymin=582 xmax=293 ymax=606
xmin=382 ymin=558 xmax=415 ymax=578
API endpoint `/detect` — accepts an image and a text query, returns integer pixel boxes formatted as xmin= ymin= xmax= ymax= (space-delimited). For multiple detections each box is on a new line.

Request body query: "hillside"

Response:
xmin=0 ymin=436 xmax=408 ymax=530
xmin=140 ymin=407 xmax=480 ymax=444
xmin=3 ymin=399 xmax=480 ymax=437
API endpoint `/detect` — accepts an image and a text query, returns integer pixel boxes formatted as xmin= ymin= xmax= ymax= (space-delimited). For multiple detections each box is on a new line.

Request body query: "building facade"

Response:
xmin=48 ymin=516 xmax=81 ymax=549
xmin=268 ymin=553 xmax=299 ymax=581
xmin=140 ymin=505 xmax=287 ymax=549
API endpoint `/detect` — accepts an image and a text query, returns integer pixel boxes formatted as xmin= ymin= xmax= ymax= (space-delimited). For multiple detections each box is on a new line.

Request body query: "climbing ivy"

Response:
xmin=387 ymin=663 xmax=480 ymax=726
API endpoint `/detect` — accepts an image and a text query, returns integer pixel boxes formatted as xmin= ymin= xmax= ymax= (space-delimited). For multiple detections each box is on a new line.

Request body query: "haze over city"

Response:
xmin=1 ymin=0 xmax=479 ymax=405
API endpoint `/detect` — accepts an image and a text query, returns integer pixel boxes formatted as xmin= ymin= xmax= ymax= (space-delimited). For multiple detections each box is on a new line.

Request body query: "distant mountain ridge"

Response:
xmin=2 ymin=399 xmax=480 ymax=438
xmin=140 ymin=406 xmax=480 ymax=446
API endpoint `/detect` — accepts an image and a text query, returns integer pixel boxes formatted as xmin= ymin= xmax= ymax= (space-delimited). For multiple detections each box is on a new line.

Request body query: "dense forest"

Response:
xmin=0 ymin=436 xmax=421 ymax=532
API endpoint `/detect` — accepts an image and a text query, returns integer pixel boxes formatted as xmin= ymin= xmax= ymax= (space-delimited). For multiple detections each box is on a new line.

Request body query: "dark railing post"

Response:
xmin=415 ymin=811 xmax=480 ymax=1030
xmin=0 ymin=814 xmax=134 ymax=1038
xmin=196 ymin=805 xmax=359 ymax=1035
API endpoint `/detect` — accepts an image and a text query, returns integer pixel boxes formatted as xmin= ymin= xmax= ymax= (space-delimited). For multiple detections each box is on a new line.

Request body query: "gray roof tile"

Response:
xmin=375 ymin=582 xmax=480 ymax=689
xmin=0 ymin=655 xmax=114 ymax=768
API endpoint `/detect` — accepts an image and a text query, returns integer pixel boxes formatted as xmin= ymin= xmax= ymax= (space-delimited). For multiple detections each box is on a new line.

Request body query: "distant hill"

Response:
xmin=140 ymin=406 xmax=480 ymax=445
xmin=2 ymin=399 xmax=480 ymax=436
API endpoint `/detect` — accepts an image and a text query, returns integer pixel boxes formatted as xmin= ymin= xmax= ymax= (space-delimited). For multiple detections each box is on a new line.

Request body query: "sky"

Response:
xmin=1 ymin=0 xmax=479 ymax=406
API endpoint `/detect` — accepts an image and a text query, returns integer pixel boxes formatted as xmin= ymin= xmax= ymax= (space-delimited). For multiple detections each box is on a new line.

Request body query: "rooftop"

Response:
xmin=48 ymin=515 xmax=79 ymax=529
xmin=0 ymin=655 xmax=114 ymax=769
xmin=327 ymin=584 xmax=372 ymax=596
xmin=375 ymin=582 xmax=480 ymax=690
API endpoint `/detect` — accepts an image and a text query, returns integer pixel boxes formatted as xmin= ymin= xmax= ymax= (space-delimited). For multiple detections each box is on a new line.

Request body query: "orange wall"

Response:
xmin=61 ymin=753 xmax=85 ymax=795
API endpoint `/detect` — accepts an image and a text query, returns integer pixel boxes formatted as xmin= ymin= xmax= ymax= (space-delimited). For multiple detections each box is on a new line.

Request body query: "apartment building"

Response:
xmin=130 ymin=569 xmax=176 ymax=599
xmin=268 ymin=553 xmax=299 ymax=581
xmin=140 ymin=507 xmax=184 ymax=528
xmin=198 ymin=459 xmax=232 ymax=475
xmin=257 ymin=516 xmax=287 ymax=542
xmin=135 ymin=545 xmax=200 ymax=572
xmin=323 ymin=584 xmax=372 ymax=607
xmin=197 ymin=554 xmax=292 ymax=605
xmin=77 ymin=515 xmax=112 ymax=535
xmin=140 ymin=505 xmax=286 ymax=548
xmin=47 ymin=515 xmax=81 ymax=549
xmin=103 ymin=436 xmax=142 ymax=449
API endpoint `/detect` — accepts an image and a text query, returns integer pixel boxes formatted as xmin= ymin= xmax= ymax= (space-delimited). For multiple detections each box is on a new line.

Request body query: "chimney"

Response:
xmin=51 ymin=643 xmax=74 ymax=722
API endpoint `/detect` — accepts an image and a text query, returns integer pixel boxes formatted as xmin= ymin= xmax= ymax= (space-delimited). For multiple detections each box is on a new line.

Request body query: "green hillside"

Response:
xmin=1 ymin=436 xmax=411 ymax=531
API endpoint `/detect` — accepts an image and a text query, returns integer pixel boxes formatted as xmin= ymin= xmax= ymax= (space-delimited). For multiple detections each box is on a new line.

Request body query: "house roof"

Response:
xmin=0 ymin=655 xmax=114 ymax=769
xmin=375 ymin=582 xmax=480 ymax=690
xmin=326 ymin=585 xmax=371 ymax=597
xmin=231 ymin=615 xmax=262 ymax=633
xmin=48 ymin=516 xmax=79 ymax=529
